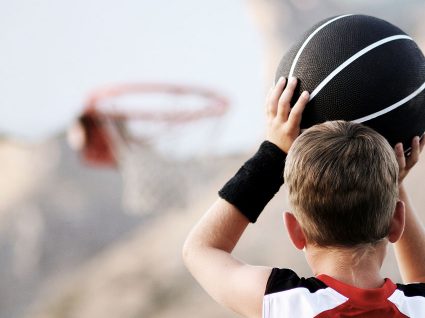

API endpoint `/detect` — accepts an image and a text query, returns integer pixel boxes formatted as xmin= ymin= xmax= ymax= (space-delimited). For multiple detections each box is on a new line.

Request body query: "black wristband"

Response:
xmin=218 ymin=141 xmax=287 ymax=223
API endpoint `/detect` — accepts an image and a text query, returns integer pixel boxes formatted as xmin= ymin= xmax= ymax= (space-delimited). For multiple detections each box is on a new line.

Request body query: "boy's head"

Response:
xmin=284 ymin=121 xmax=399 ymax=247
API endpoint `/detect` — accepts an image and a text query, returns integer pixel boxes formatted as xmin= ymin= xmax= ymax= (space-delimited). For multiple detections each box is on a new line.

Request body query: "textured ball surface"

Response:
xmin=275 ymin=14 xmax=425 ymax=150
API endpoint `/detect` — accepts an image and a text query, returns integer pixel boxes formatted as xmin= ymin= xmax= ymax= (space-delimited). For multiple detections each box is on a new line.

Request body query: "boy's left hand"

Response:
xmin=395 ymin=135 xmax=425 ymax=184
xmin=266 ymin=77 xmax=309 ymax=153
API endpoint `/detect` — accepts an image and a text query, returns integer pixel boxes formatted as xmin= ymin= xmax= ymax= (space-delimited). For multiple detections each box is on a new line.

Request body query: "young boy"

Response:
xmin=182 ymin=76 xmax=425 ymax=317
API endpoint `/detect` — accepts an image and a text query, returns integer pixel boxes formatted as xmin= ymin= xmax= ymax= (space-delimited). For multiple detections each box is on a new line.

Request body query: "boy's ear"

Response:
xmin=388 ymin=200 xmax=405 ymax=243
xmin=283 ymin=212 xmax=306 ymax=250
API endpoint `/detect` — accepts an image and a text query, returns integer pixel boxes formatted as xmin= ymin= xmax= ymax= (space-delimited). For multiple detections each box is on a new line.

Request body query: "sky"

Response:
xmin=0 ymin=0 xmax=265 ymax=152
xmin=2 ymin=0 xmax=425 ymax=154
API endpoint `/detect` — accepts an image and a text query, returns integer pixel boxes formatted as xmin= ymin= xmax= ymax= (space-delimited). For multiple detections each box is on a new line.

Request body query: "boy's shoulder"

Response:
xmin=264 ymin=268 xmax=425 ymax=318
xmin=264 ymin=268 xmax=348 ymax=317
xmin=264 ymin=268 xmax=327 ymax=295
xmin=396 ymin=281 xmax=425 ymax=297
xmin=265 ymin=267 xmax=425 ymax=296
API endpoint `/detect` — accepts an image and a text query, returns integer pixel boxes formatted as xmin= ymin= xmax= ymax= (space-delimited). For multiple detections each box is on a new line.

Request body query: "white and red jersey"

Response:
xmin=263 ymin=268 xmax=425 ymax=317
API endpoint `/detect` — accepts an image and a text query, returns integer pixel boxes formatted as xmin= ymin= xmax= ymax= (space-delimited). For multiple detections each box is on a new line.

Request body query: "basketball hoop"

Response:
xmin=69 ymin=83 xmax=229 ymax=214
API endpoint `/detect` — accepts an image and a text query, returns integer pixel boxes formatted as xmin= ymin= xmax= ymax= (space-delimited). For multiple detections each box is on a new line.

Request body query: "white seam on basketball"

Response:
xmin=352 ymin=81 xmax=425 ymax=123
xmin=309 ymin=34 xmax=413 ymax=101
xmin=288 ymin=14 xmax=354 ymax=79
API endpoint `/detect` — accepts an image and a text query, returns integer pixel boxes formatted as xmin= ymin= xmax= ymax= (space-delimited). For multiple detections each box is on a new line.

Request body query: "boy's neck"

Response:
xmin=306 ymin=240 xmax=388 ymax=289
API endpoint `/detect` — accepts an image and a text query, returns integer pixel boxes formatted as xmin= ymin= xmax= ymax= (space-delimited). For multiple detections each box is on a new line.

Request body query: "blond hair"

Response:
xmin=284 ymin=121 xmax=399 ymax=247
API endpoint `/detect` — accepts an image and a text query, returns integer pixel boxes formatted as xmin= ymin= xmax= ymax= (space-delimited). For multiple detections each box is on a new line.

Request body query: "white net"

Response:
xmin=86 ymin=84 xmax=229 ymax=215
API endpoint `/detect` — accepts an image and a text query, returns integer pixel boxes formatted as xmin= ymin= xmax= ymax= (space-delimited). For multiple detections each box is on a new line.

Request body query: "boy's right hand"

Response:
xmin=395 ymin=136 xmax=425 ymax=184
xmin=266 ymin=77 xmax=309 ymax=153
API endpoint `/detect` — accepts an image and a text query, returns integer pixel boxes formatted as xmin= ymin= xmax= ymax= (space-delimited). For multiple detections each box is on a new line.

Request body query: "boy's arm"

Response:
xmin=393 ymin=136 xmax=425 ymax=283
xmin=182 ymin=198 xmax=271 ymax=317
xmin=182 ymin=77 xmax=309 ymax=318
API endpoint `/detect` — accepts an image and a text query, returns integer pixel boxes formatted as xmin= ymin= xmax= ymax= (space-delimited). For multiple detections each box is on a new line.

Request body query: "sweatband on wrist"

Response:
xmin=218 ymin=141 xmax=287 ymax=223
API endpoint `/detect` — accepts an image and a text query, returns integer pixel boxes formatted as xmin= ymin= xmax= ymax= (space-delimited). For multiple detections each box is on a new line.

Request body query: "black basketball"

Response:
xmin=275 ymin=14 xmax=425 ymax=151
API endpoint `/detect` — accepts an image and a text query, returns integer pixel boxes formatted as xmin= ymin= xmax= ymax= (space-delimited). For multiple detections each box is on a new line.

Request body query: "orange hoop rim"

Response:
xmin=85 ymin=83 xmax=230 ymax=123
xmin=76 ymin=83 xmax=230 ymax=167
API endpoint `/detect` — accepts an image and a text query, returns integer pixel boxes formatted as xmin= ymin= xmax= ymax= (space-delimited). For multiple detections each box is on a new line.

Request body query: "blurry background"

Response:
xmin=1 ymin=1 xmax=425 ymax=317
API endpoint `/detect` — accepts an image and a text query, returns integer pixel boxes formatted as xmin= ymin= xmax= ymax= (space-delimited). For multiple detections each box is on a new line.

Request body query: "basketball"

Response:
xmin=275 ymin=14 xmax=425 ymax=151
